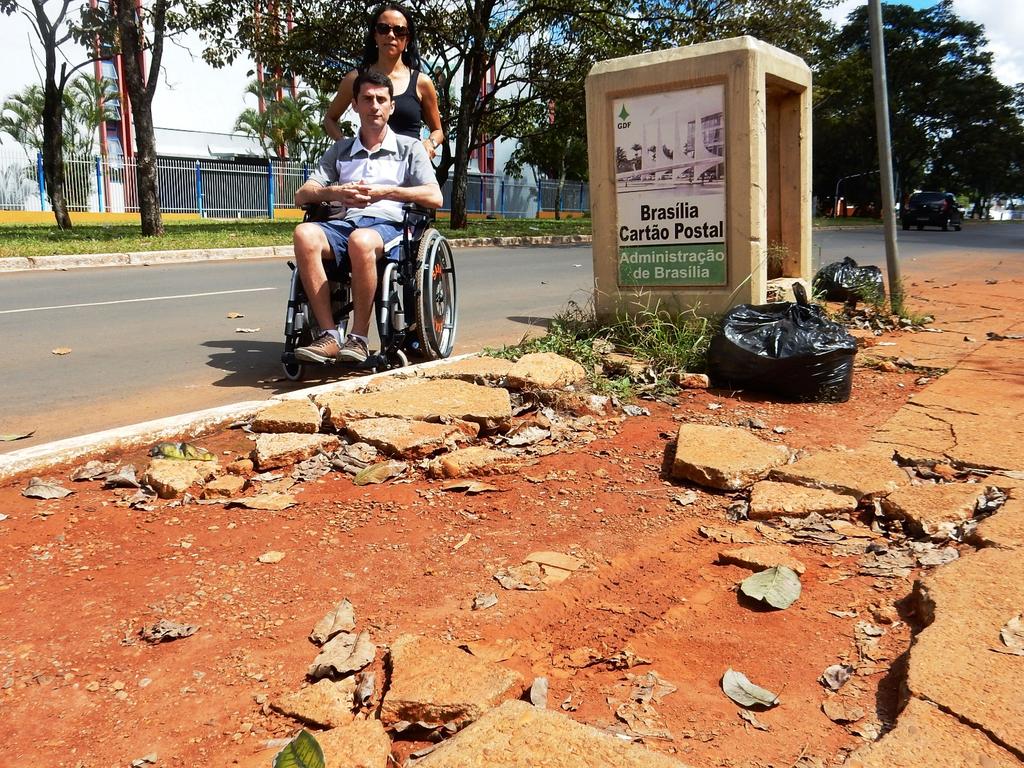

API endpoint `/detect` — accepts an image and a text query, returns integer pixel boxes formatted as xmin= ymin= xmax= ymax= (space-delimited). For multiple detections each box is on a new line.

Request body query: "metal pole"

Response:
xmin=95 ymin=156 xmax=104 ymax=213
xmin=267 ymin=160 xmax=275 ymax=219
xmin=195 ymin=161 xmax=204 ymax=218
xmin=868 ymin=0 xmax=902 ymax=313
xmin=36 ymin=152 xmax=47 ymax=211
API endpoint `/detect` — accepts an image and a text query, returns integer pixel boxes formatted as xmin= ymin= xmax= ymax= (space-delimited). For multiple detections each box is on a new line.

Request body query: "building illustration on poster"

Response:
xmin=614 ymin=84 xmax=727 ymax=287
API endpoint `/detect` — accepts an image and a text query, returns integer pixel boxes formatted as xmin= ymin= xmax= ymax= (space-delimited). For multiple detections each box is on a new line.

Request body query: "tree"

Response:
xmin=233 ymin=78 xmax=339 ymax=160
xmin=0 ymin=0 xmax=100 ymax=229
xmin=813 ymin=1 xmax=1024 ymax=212
xmin=190 ymin=0 xmax=836 ymax=228
xmin=1 ymin=75 xmax=117 ymax=210
xmin=1 ymin=75 xmax=117 ymax=156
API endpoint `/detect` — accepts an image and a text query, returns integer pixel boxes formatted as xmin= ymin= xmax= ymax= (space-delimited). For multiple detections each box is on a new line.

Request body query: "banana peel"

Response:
xmin=149 ymin=441 xmax=215 ymax=461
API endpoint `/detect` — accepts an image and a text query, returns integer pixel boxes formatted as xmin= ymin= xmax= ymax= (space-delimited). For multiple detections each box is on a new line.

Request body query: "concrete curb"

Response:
xmin=0 ymin=353 xmax=474 ymax=482
xmin=0 ymin=235 xmax=593 ymax=273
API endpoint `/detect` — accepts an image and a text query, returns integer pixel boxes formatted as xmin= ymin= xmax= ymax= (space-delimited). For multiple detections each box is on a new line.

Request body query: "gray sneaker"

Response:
xmin=337 ymin=335 xmax=369 ymax=363
xmin=295 ymin=332 xmax=341 ymax=364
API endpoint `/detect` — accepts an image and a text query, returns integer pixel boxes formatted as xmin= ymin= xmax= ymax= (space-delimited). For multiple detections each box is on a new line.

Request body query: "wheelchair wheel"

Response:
xmin=282 ymin=360 xmax=305 ymax=381
xmin=414 ymin=229 xmax=457 ymax=359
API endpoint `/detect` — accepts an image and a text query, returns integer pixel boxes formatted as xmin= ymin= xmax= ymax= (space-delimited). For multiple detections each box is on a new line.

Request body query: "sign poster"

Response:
xmin=613 ymin=84 xmax=726 ymax=287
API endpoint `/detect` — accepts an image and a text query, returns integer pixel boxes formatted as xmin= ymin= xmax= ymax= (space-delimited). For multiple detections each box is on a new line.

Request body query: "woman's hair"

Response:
xmin=360 ymin=2 xmax=422 ymax=71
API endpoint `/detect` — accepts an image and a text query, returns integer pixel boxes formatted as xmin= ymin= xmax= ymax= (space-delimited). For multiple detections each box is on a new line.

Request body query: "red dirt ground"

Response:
xmin=0 ymin=348 xmax=931 ymax=768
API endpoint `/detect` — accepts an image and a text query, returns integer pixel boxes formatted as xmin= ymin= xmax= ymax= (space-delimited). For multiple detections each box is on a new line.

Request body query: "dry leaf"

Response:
xmin=308 ymin=631 xmax=376 ymax=679
xmin=234 ymin=327 xmax=261 ymax=333
xmin=258 ymin=550 xmax=286 ymax=563
xmin=995 ymin=613 xmax=1024 ymax=656
xmin=0 ymin=431 xmax=34 ymax=442
xmin=51 ymin=347 xmax=72 ymax=355
xmin=441 ymin=480 xmax=501 ymax=494
xmin=22 ymin=477 xmax=73 ymax=499
xmin=310 ymin=599 xmax=356 ymax=645
xmin=226 ymin=312 xmax=244 ymax=318
xmin=353 ymin=460 xmax=406 ymax=486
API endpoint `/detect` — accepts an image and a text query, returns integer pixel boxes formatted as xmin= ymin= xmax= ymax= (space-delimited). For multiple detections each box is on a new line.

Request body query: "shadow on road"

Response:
xmin=506 ymin=315 xmax=552 ymax=330
xmin=200 ymin=338 xmax=365 ymax=393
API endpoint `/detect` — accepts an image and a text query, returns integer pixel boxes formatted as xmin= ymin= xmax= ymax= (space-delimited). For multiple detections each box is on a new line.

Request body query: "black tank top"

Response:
xmin=389 ymin=69 xmax=423 ymax=140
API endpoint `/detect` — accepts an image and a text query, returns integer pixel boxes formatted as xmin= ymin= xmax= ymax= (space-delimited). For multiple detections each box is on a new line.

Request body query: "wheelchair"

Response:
xmin=281 ymin=204 xmax=458 ymax=381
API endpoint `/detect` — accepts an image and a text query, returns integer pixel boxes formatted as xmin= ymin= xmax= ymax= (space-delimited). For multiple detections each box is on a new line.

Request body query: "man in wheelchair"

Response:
xmin=291 ymin=69 xmax=442 ymax=365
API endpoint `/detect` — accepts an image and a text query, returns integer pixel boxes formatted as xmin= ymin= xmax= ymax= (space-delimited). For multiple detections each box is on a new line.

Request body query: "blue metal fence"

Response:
xmin=0 ymin=149 xmax=590 ymax=219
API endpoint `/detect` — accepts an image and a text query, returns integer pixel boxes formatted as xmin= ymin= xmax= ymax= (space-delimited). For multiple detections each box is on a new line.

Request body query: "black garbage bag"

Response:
xmin=813 ymin=257 xmax=885 ymax=303
xmin=708 ymin=284 xmax=857 ymax=402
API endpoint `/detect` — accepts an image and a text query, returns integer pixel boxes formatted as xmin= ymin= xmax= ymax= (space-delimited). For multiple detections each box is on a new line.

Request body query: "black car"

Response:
xmin=901 ymin=191 xmax=962 ymax=231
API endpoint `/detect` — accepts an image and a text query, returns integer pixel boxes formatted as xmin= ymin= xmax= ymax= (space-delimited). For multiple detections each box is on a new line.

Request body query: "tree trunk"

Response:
xmin=448 ymin=23 xmax=488 ymax=230
xmin=449 ymin=101 xmax=472 ymax=229
xmin=115 ymin=0 xmax=165 ymax=236
xmin=40 ymin=22 xmax=72 ymax=229
xmin=554 ymin=152 xmax=566 ymax=221
xmin=132 ymin=103 xmax=163 ymax=235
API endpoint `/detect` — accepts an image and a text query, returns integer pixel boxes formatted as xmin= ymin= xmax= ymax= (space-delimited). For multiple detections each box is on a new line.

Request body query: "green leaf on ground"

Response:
xmin=722 ymin=668 xmax=779 ymax=708
xmin=0 ymin=431 xmax=34 ymax=441
xmin=739 ymin=566 xmax=802 ymax=609
xmin=273 ymin=730 xmax=325 ymax=768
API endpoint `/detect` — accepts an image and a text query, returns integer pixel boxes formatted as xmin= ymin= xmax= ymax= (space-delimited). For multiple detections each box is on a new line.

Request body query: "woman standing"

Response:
xmin=324 ymin=3 xmax=444 ymax=159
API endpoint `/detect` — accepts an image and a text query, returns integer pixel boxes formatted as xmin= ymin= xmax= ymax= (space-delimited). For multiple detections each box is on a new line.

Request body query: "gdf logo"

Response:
xmin=617 ymin=105 xmax=630 ymax=129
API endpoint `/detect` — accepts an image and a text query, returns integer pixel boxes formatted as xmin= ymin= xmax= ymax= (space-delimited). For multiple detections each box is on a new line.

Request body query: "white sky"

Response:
xmin=0 ymin=2 xmax=1020 ymax=141
xmin=0 ymin=13 xmax=253 ymax=135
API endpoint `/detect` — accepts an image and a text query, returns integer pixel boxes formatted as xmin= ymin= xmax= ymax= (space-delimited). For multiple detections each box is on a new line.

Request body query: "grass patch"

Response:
xmin=486 ymin=298 xmax=715 ymax=400
xmin=813 ymin=216 xmax=882 ymax=228
xmin=0 ymin=216 xmax=592 ymax=259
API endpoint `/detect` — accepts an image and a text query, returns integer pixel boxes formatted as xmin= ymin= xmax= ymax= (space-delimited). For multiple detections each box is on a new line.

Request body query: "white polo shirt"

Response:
xmin=308 ymin=128 xmax=437 ymax=223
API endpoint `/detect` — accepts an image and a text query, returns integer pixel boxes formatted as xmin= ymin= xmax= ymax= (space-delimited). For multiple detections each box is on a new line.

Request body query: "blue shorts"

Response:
xmin=315 ymin=217 xmax=404 ymax=267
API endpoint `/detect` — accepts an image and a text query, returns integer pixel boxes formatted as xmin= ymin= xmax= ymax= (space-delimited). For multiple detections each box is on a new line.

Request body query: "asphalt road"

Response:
xmin=1 ymin=222 xmax=1020 ymax=451
xmin=0 ymin=244 xmax=595 ymax=450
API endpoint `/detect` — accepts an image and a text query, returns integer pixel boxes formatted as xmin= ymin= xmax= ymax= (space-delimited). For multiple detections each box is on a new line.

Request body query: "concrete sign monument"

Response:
xmin=587 ymin=37 xmax=812 ymax=319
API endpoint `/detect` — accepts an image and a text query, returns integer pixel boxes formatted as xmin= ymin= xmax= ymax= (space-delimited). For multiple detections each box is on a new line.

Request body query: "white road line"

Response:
xmin=0 ymin=287 xmax=277 ymax=315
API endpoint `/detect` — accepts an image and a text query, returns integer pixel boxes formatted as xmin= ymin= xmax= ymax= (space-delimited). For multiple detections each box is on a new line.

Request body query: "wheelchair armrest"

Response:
xmin=302 ymin=202 xmax=335 ymax=223
xmin=402 ymin=203 xmax=435 ymax=227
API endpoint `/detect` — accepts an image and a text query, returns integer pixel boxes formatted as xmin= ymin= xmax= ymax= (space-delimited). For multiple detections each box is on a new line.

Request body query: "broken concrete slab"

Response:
xmin=881 ymin=482 xmax=983 ymax=540
xmin=969 ymin=495 xmax=1024 ymax=550
xmin=426 ymin=446 xmax=522 ymax=479
xmin=718 ymin=544 xmax=806 ymax=575
xmin=317 ymin=379 xmax=512 ymax=432
xmin=748 ymin=480 xmax=858 ymax=519
xmin=344 ymin=417 xmax=477 ymax=459
xmin=843 ymin=697 xmax=1020 ymax=768
xmin=381 ymin=634 xmax=525 ymax=727
xmin=142 ymin=459 xmax=218 ymax=499
xmin=414 ymin=699 xmax=690 ymax=767
xmin=270 ymin=678 xmax=356 ymax=728
xmin=505 ymin=352 xmax=587 ymax=391
xmin=907 ymin=546 xmax=1024 ymax=755
xmin=870 ymin=370 xmax=1024 ymax=471
xmin=769 ymin=448 xmax=908 ymax=500
xmin=671 ymin=424 xmax=790 ymax=491
xmin=251 ymin=398 xmax=322 ymax=434
xmin=201 ymin=474 xmax=246 ymax=499
xmin=251 ymin=433 xmax=340 ymax=471
xmin=419 ymin=356 xmax=514 ymax=384
xmin=318 ymin=719 xmax=391 ymax=768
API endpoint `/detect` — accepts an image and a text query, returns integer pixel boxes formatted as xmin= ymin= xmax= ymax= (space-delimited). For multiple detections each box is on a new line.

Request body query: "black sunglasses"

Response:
xmin=374 ymin=22 xmax=409 ymax=38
